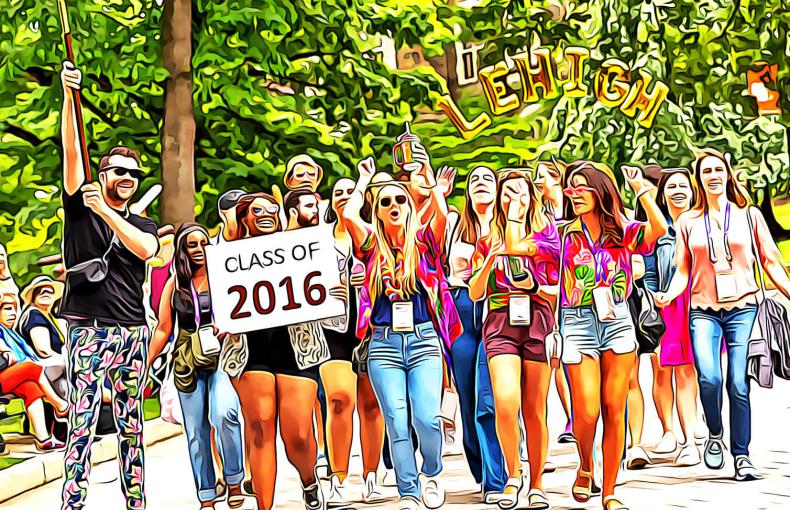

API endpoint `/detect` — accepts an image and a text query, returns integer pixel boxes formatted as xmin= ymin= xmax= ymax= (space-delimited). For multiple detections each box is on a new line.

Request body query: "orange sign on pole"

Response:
xmin=747 ymin=62 xmax=781 ymax=115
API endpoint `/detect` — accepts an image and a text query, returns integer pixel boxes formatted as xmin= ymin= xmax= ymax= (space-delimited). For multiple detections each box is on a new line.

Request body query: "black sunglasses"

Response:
xmin=102 ymin=166 xmax=142 ymax=178
xmin=380 ymin=195 xmax=407 ymax=207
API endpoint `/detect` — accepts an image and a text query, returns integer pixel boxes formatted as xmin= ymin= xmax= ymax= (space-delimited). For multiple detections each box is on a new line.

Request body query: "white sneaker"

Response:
xmin=626 ymin=446 xmax=651 ymax=470
xmin=653 ymin=431 xmax=678 ymax=454
xmin=326 ymin=475 xmax=346 ymax=508
xmin=363 ymin=472 xmax=385 ymax=503
xmin=420 ymin=473 xmax=446 ymax=509
xmin=675 ymin=443 xmax=702 ymax=467
xmin=399 ymin=496 xmax=420 ymax=510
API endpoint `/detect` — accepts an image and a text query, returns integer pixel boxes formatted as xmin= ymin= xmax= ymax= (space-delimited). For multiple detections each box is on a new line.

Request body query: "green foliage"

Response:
xmin=404 ymin=0 xmax=789 ymax=204
xmin=0 ymin=0 xmax=164 ymax=285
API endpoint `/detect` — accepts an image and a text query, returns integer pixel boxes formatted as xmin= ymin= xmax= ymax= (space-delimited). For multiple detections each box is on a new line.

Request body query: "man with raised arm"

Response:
xmin=59 ymin=61 xmax=159 ymax=510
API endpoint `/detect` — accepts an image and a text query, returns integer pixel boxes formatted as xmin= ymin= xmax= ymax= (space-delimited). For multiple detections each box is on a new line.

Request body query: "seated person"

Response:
xmin=0 ymin=293 xmax=68 ymax=451
xmin=17 ymin=276 xmax=66 ymax=359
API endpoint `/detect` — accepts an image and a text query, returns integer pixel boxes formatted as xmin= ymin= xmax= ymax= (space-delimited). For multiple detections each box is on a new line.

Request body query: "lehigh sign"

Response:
xmin=438 ymin=47 xmax=669 ymax=140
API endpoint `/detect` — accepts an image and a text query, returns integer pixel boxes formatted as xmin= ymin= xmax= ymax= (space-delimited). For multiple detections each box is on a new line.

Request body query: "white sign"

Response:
xmin=205 ymin=225 xmax=345 ymax=334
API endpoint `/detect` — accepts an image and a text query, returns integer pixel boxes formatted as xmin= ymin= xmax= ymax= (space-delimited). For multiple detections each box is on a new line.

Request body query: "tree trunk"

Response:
xmin=161 ymin=0 xmax=196 ymax=228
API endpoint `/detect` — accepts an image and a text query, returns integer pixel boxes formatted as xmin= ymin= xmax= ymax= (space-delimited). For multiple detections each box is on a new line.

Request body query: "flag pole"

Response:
xmin=57 ymin=0 xmax=92 ymax=182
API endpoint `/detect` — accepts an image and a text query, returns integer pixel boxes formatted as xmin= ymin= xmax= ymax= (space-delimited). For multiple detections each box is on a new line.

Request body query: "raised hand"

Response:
xmin=621 ymin=164 xmax=646 ymax=194
xmin=437 ymin=165 xmax=457 ymax=197
xmin=357 ymin=157 xmax=376 ymax=180
xmin=61 ymin=61 xmax=82 ymax=91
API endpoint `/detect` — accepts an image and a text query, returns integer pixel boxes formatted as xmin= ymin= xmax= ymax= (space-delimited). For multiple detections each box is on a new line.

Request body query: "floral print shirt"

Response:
xmin=353 ymin=225 xmax=462 ymax=349
xmin=472 ymin=224 xmax=561 ymax=311
xmin=560 ymin=218 xmax=654 ymax=308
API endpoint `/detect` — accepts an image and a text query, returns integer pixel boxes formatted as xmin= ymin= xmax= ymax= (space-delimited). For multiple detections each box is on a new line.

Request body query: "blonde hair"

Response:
xmin=368 ymin=183 xmax=421 ymax=306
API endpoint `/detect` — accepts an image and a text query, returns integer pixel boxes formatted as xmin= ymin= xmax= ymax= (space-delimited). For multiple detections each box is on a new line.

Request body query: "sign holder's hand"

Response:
xmin=329 ymin=284 xmax=349 ymax=306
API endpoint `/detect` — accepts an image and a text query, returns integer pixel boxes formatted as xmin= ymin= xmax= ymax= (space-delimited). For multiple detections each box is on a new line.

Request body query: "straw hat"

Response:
xmin=21 ymin=275 xmax=64 ymax=305
xmin=285 ymin=155 xmax=324 ymax=190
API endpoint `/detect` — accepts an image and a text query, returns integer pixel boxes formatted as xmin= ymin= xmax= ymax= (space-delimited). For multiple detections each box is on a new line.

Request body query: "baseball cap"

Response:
xmin=218 ymin=189 xmax=246 ymax=212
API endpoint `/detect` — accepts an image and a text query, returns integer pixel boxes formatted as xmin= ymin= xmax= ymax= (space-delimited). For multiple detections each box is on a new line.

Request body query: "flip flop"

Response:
xmin=527 ymin=489 xmax=550 ymax=509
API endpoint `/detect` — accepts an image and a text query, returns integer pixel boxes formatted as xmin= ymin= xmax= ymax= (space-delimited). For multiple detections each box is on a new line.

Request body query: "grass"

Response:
xmin=0 ymin=396 xmax=162 ymax=471
xmin=0 ymin=457 xmax=25 ymax=470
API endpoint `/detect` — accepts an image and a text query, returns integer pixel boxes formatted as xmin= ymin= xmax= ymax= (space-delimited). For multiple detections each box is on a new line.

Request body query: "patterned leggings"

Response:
xmin=61 ymin=324 xmax=148 ymax=510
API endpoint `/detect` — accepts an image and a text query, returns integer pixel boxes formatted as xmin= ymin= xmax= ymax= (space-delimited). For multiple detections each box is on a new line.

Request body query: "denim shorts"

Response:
xmin=560 ymin=305 xmax=637 ymax=364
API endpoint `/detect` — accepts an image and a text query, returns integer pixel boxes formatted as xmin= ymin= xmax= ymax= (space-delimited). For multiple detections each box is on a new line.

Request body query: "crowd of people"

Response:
xmin=1 ymin=61 xmax=787 ymax=510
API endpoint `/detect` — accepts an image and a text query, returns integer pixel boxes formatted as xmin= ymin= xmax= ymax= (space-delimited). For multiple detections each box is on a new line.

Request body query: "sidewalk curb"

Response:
xmin=0 ymin=418 xmax=182 ymax=504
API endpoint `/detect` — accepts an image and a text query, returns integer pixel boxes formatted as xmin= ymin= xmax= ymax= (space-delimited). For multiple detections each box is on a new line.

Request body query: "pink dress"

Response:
xmin=659 ymin=286 xmax=694 ymax=366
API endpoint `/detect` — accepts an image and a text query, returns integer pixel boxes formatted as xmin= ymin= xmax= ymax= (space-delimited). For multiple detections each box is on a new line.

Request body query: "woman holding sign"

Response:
xmin=148 ymin=223 xmax=246 ymax=509
xmin=656 ymin=150 xmax=790 ymax=481
xmin=340 ymin=157 xmax=461 ymax=510
xmin=468 ymin=170 xmax=559 ymax=510
xmin=559 ymin=162 xmax=666 ymax=510
xmin=226 ymin=191 xmax=329 ymax=510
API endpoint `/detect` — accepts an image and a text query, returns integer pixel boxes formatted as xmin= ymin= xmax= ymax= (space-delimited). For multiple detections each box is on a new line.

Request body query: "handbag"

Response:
xmin=627 ymin=277 xmax=664 ymax=354
xmin=66 ymin=234 xmax=116 ymax=286
xmin=545 ymin=230 xmax=567 ymax=365
xmin=745 ymin=207 xmax=790 ymax=388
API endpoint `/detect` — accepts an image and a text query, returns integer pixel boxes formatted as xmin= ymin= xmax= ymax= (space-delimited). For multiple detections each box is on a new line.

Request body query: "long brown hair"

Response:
xmin=233 ymin=192 xmax=282 ymax=240
xmin=691 ymin=148 xmax=750 ymax=211
xmin=564 ymin=161 xmax=627 ymax=244
xmin=655 ymin=168 xmax=696 ymax=218
xmin=172 ymin=223 xmax=209 ymax=316
xmin=488 ymin=169 xmax=549 ymax=247
xmin=456 ymin=166 xmax=495 ymax=244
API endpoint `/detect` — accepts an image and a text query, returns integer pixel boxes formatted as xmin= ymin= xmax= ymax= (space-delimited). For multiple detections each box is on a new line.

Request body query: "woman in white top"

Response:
xmin=447 ymin=166 xmax=508 ymax=500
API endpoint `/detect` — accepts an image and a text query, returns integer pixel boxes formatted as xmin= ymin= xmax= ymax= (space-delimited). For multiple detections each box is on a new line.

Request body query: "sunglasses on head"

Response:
xmin=563 ymin=185 xmax=595 ymax=197
xmin=380 ymin=195 xmax=407 ymax=207
xmin=102 ymin=166 xmax=141 ymax=178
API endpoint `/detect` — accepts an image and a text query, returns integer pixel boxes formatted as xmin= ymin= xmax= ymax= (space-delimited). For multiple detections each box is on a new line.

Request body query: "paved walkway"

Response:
xmin=3 ymin=372 xmax=790 ymax=509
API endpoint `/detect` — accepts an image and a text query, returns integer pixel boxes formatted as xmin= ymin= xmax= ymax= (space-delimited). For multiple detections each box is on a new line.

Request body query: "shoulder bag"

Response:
xmin=745 ymin=207 xmax=790 ymax=387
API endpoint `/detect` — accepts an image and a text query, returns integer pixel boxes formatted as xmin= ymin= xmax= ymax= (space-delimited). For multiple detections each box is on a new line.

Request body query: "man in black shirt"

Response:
xmin=59 ymin=61 xmax=159 ymax=510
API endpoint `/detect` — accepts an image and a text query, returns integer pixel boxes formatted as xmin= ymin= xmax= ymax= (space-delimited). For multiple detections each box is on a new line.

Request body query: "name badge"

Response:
xmin=592 ymin=286 xmax=618 ymax=322
xmin=392 ymin=301 xmax=414 ymax=332
xmin=198 ymin=326 xmax=221 ymax=356
xmin=509 ymin=295 xmax=531 ymax=326
xmin=715 ymin=271 xmax=739 ymax=302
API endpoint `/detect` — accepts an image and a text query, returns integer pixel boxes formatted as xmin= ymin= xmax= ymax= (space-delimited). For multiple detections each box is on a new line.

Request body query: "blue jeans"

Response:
xmin=450 ymin=288 xmax=506 ymax=493
xmin=178 ymin=369 xmax=245 ymax=502
xmin=368 ymin=322 xmax=444 ymax=499
xmin=689 ymin=305 xmax=757 ymax=456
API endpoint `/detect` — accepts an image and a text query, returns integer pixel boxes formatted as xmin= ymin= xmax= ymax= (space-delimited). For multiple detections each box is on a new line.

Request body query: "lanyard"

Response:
xmin=580 ymin=221 xmax=605 ymax=284
xmin=704 ymin=203 xmax=732 ymax=263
